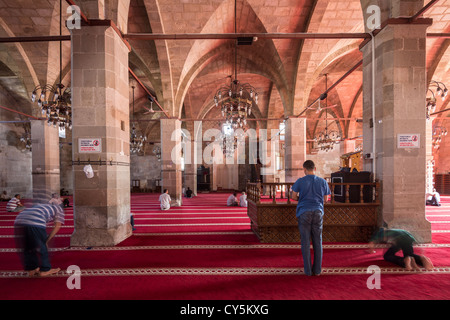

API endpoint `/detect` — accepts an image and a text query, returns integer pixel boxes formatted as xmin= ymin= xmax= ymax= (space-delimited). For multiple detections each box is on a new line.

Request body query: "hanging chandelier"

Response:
xmin=130 ymin=86 xmax=147 ymax=154
xmin=426 ymin=80 xmax=448 ymax=120
xmin=221 ymin=123 xmax=238 ymax=157
xmin=430 ymin=80 xmax=448 ymax=101
xmin=152 ymin=145 xmax=161 ymax=161
xmin=314 ymin=75 xmax=341 ymax=152
xmin=19 ymin=123 xmax=32 ymax=151
xmin=223 ymin=136 xmax=238 ymax=157
xmin=32 ymin=84 xmax=72 ymax=129
xmin=432 ymin=126 xmax=448 ymax=152
xmin=314 ymin=129 xmax=341 ymax=152
xmin=214 ymin=79 xmax=257 ymax=130
xmin=213 ymin=0 xmax=258 ymax=131
xmin=31 ymin=0 xmax=72 ymax=131
xmin=130 ymin=126 xmax=146 ymax=154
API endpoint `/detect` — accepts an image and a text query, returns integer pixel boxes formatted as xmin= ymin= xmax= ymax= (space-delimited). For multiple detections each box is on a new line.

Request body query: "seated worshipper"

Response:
xmin=159 ymin=189 xmax=172 ymax=210
xmin=130 ymin=213 xmax=136 ymax=231
xmin=63 ymin=198 xmax=71 ymax=207
xmin=1 ymin=191 xmax=11 ymax=201
xmin=239 ymin=191 xmax=248 ymax=207
xmin=185 ymin=187 xmax=193 ymax=198
xmin=367 ymin=227 xmax=434 ymax=271
xmin=426 ymin=189 xmax=441 ymax=206
xmin=6 ymin=194 xmax=25 ymax=212
xmin=49 ymin=193 xmax=63 ymax=209
xmin=227 ymin=192 xmax=239 ymax=206
xmin=14 ymin=203 xmax=65 ymax=277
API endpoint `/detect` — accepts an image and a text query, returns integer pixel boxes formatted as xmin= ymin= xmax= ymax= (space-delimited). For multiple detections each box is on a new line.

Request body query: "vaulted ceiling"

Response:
xmin=0 ymin=0 xmax=449 ymax=148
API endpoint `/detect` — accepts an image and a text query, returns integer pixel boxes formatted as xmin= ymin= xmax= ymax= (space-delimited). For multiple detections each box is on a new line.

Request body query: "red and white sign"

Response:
xmin=397 ymin=134 xmax=420 ymax=148
xmin=79 ymin=138 xmax=102 ymax=153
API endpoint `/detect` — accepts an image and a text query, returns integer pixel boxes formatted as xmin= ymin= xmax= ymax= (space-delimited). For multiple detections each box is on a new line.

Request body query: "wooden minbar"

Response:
xmin=247 ymin=181 xmax=380 ymax=243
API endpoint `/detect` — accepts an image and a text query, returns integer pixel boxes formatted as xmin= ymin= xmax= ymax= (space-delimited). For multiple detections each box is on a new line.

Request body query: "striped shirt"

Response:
xmin=14 ymin=204 xmax=65 ymax=229
xmin=6 ymin=197 xmax=21 ymax=212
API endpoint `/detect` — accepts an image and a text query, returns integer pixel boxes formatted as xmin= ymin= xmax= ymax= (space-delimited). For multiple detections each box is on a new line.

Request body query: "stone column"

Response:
xmin=184 ymin=138 xmax=198 ymax=196
xmin=361 ymin=21 xmax=432 ymax=242
xmin=262 ymin=152 xmax=275 ymax=196
xmin=31 ymin=120 xmax=60 ymax=202
xmin=161 ymin=118 xmax=182 ymax=206
xmin=284 ymin=117 xmax=306 ymax=182
xmin=425 ymin=118 xmax=434 ymax=194
xmin=70 ymin=23 xmax=132 ymax=247
xmin=260 ymin=125 xmax=276 ymax=194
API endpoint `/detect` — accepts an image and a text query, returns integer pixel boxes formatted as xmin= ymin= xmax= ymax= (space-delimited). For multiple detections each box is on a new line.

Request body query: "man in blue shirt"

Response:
xmin=290 ymin=160 xmax=331 ymax=276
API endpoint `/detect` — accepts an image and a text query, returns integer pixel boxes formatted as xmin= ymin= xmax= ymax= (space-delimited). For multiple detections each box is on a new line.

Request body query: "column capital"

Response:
xmin=360 ymin=17 xmax=432 ymax=50
xmin=77 ymin=19 xmax=131 ymax=52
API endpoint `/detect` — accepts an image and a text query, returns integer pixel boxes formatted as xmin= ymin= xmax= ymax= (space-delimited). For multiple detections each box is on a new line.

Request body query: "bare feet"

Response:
xmin=40 ymin=268 xmax=60 ymax=277
xmin=410 ymin=258 xmax=420 ymax=271
xmin=404 ymin=256 xmax=413 ymax=271
xmin=420 ymin=256 xmax=434 ymax=271
xmin=27 ymin=268 xmax=40 ymax=277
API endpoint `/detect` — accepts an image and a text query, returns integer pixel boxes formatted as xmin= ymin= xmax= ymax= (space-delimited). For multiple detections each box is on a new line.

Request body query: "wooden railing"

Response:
xmin=246 ymin=181 xmax=380 ymax=243
xmin=247 ymin=181 xmax=380 ymax=205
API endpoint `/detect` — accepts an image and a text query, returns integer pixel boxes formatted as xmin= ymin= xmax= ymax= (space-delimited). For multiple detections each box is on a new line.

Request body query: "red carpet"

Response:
xmin=1 ymin=193 xmax=450 ymax=301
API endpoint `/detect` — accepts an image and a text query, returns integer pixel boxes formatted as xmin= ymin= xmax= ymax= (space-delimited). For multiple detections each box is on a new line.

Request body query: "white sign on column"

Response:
xmin=397 ymin=134 xmax=420 ymax=149
xmin=79 ymin=138 xmax=102 ymax=153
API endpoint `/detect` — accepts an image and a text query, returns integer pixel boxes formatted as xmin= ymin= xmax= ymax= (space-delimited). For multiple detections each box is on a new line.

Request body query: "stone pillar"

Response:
xmin=70 ymin=23 xmax=132 ymax=247
xmin=184 ymin=138 xmax=198 ymax=196
xmin=425 ymin=118 xmax=434 ymax=194
xmin=284 ymin=117 xmax=306 ymax=182
xmin=260 ymin=126 xmax=276 ymax=194
xmin=161 ymin=118 xmax=182 ymax=206
xmin=31 ymin=120 xmax=60 ymax=202
xmin=361 ymin=21 xmax=432 ymax=242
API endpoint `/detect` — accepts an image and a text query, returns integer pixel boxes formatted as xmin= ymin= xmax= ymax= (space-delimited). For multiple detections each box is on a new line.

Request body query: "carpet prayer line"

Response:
xmin=2 ymin=266 xmax=450 ymax=278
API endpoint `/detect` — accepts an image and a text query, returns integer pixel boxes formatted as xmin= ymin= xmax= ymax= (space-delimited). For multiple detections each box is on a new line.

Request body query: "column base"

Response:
xmin=384 ymin=219 xmax=432 ymax=243
xmin=70 ymin=222 xmax=132 ymax=247
xmin=161 ymin=168 xmax=183 ymax=207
